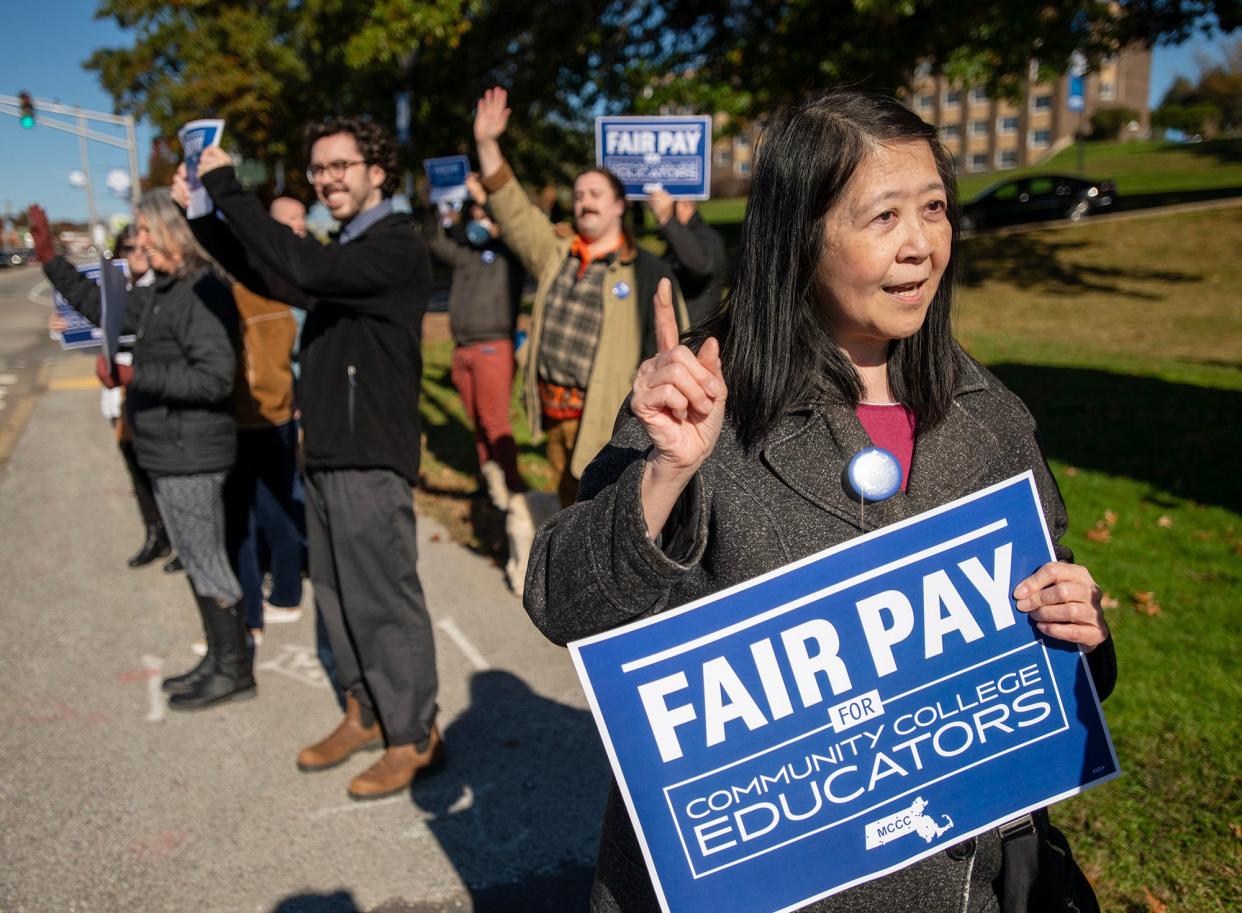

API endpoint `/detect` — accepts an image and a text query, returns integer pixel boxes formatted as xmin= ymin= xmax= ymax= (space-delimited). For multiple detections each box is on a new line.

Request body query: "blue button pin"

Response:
xmin=612 ymin=281 xmax=631 ymax=299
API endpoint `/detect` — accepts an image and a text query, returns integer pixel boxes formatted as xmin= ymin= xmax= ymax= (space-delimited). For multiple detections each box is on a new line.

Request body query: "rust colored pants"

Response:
xmin=450 ymin=340 xmax=524 ymax=492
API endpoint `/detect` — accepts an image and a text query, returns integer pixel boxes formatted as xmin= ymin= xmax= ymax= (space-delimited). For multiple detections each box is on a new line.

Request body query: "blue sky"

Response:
xmin=1 ymin=3 xmax=1237 ymax=224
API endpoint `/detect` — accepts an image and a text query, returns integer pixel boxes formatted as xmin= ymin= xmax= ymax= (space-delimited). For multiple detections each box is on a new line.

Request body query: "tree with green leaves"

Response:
xmin=87 ymin=0 xmax=1242 ymax=194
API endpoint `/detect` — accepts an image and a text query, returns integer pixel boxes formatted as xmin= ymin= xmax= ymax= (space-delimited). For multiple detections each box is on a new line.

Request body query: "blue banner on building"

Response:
xmin=595 ymin=115 xmax=713 ymax=200
xmin=423 ymin=155 xmax=471 ymax=204
xmin=570 ymin=473 xmax=1119 ymax=913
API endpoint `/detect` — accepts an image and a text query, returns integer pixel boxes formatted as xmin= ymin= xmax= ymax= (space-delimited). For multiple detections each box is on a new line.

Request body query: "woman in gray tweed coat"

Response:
xmin=524 ymin=89 xmax=1115 ymax=913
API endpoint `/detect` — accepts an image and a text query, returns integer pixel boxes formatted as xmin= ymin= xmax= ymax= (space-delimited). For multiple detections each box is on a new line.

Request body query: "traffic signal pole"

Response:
xmin=0 ymin=93 xmax=143 ymax=208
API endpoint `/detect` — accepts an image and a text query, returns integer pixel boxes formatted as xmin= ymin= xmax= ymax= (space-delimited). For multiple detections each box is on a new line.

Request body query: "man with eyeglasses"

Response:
xmin=192 ymin=116 xmax=442 ymax=800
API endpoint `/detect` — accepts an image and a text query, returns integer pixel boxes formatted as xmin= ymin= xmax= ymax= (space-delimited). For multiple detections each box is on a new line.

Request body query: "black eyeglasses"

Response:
xmin=306 ymin=160 xmax=367 ymax=183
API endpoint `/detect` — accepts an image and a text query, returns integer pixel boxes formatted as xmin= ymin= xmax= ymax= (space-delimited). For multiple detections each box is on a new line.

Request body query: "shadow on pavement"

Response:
xmin=269 ymin=671 xmax=607 ymax=913
xmin=989 ymin=363 xmax=1242 ymax=514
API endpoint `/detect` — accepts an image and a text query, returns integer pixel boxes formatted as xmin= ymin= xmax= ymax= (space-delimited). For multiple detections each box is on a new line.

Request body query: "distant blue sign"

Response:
xmin=50 ymin=260 xmax=133 ymax=351
xmin=1068 ymin=75 xmax=1086 ymax=113
xmin=595 ymin=115 xmax=713 ymax=201
xmin=570 ymin=473 xmax=1119 ymax=913
xmin=423 ymin=155 xmax=471 ymax=204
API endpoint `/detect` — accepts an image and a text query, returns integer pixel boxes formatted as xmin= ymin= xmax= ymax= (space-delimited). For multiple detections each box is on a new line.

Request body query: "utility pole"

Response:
xmin=76 ymin=111 xmax=101 ymax=245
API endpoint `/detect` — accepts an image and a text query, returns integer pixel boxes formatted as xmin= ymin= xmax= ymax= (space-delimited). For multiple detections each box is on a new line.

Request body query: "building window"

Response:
xmin=1033 ymin=94 xmax=1053 ymax=111
xmin=918 ymin=94 xmax=935 ymax=110
xmin=944 ymin=89 xmax=962 ymax=107
xmin=971 ymin=119 xmax=989 ymax=137
xmin=999 ymin=116 xmax=1019 ymax=134
xmin=1099 ymin=81 xmax=1116 ymax=101
xmin=1030 ymin=128 xmax=1051 ymax=148
xmin=940 ymin=124 xmax=961 ymax=140
xmin=970 ymin=152 xmax=989 ymax=171
xmin=970 ymin=87 xmax=989 ymax=104
xmin=715 ymin=147 xmax=731 ymax=166
xmin=997 ymin=149 xmax=1018 ymax=169
xmin=737 ymin=160 xmax=750 ymax=175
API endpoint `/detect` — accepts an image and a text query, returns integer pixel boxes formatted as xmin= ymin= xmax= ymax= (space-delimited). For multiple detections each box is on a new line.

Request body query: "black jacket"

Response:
xmin=659 ymin=212 xmax=728 ymax=326
xmin=199 ymin=167 xmax=432 ymax=485
xmin=427 ymin=227 xmax=524 ymax=347
xmin=45 ymin=256 xmax=238 ymax=475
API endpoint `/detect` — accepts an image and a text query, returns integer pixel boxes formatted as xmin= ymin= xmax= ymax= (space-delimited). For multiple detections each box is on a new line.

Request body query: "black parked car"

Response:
xmin=960 ymin=174 xmax=1117 ymax=232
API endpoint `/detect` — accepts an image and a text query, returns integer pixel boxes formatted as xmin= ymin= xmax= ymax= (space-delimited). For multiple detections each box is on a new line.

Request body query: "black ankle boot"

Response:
xmin=128 ymin=522 xmax=171 ymax=568
xmin=162 ymin=587 xmax=213 ymax=695
xmin=168 ymin=597 xmax=256 ymax=711
xmin=163 ymin=555 xmax=184 ymax=573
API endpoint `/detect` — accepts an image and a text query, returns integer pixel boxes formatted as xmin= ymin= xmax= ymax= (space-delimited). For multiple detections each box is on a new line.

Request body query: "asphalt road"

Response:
xmin=0 ymin=266 xmax=611 ymax=912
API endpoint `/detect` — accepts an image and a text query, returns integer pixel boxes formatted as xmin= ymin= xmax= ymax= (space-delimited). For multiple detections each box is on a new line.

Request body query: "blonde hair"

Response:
xmin=135 ymin=188 xmax=212 ymax=277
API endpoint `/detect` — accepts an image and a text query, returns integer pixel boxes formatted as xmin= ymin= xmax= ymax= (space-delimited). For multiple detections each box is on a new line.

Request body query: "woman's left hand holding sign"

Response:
xmin=1014 ymin=562 xmax=1110 ymax=651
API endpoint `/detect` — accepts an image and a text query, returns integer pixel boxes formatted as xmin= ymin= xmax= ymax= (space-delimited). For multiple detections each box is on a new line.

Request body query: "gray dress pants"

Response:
xmin=303 ymin=468 xmax=437 ymax=747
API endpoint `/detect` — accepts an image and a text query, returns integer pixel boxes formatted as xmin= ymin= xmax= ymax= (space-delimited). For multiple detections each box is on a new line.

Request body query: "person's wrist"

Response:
xmin=645 ymin=448 xmax=701 ymax=487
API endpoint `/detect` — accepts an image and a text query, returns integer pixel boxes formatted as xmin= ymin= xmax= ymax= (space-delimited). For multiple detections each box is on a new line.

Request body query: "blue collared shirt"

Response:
xmin=338 ymin=198 xmax=393 ymax=246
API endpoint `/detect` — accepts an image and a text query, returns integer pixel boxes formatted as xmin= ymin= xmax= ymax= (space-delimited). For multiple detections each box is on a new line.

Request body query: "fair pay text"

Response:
xmin=605 ymin=126 xmax=704 ymax=157
xmin=636 ymin=543 xmax=1031 ymax=764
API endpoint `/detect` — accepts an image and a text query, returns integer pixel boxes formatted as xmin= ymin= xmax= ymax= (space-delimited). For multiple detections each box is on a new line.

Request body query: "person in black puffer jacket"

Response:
xmin=30 ymin=191 xmax=251 ymax=712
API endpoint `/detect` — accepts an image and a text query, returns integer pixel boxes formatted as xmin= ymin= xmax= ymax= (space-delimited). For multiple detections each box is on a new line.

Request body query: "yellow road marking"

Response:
xmin=48 ymin=377 xmax=101 ymax=391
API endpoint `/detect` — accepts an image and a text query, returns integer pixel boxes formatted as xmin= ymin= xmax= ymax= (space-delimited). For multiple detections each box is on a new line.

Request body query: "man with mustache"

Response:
xmin=474 ymin=87 xmax=688 ymax=507
xmin=190 ymin=117 xmax=442 ymax=800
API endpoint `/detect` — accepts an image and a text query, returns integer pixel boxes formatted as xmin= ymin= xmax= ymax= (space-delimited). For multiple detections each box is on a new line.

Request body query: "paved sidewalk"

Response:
xmin=0 ymin=356 xmax=611 ymax=912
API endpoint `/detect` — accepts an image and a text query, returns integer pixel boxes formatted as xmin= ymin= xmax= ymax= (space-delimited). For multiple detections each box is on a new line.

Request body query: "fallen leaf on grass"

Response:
xmin=1195 ymin=530 xmax=1211 ymax=541
xmin=1156 ymin=515 xmax=1173 ymax=528
xmin=1131 ymin=591 xmax=1162 ymax=616
xmin=1101 ymin=594 xmax=1120 ymax=610
xmin=1142 ymin=888 xmax=1167 ymax=913
xmin=1103 ymin=510 xmax=1118 ymax=527
xmin=1063 ymin=466 xmax=1080 ymax=477
xmin=1086 ymin=526 xmax=1112 ymax=543
xmin=1230 ymin=821 xmax=1242 ymax=840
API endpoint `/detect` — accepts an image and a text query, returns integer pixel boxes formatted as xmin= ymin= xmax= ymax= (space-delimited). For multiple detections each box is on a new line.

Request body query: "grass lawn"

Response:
xmin=956 ymin=137 xmax=1242 ymax=203
xmin=418 ymin=206 xmax=1241 ymax=911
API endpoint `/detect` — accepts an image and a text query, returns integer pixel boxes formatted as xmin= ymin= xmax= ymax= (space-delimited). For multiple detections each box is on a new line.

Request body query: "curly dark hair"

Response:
xmin=303 ymin=116 xmax=400 ymax=197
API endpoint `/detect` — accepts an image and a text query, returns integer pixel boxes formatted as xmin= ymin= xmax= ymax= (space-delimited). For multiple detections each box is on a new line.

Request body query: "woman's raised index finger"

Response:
xmin=654 ymin=278 xmax=679 ymax=353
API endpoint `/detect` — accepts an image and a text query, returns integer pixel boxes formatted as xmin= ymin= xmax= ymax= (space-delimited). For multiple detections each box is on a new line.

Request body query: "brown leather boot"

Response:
xmin=296 ymin=694 xmax=382 ymax=772
xmin=347 ymin=725 xmax=444 ymax=800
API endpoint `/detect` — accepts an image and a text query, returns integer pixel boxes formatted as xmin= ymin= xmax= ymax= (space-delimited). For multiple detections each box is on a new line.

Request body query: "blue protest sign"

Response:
xmin=423 ymin=155 xmax=471 ymax=204
xmin=178 ymin=118 xmax=225 ymax=219
xmin=50 ymin=261 xmax=134 ymax=351
xmin=595 ymin=115 xmax=713 ymax=200
xmin=570 ymin=473 xmax=1119 ymax=913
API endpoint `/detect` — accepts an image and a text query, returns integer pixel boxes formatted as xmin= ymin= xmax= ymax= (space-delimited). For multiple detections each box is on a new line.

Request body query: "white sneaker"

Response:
xmin=263 ymin=602 xmax=303 ymax=624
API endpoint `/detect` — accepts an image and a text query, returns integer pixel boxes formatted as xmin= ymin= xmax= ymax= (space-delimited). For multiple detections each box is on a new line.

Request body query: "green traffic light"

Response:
xmin=20 ymin=114 xmax=34 ymax=129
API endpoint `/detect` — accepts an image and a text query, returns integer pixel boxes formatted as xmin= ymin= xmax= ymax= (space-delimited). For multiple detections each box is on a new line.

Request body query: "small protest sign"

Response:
xmin=99 ymin=253 xmax=129 ymax=363
xmin=570 ymin=473 xmax=1119 ymax=913
xmin=178 ymin=119 xmax=225 ymax=219
xmin=595 ymin=115 xmax=713 ymax=200
xmin=423 ymin=155 xmax=471 ymax=205
xmin=50 ymin=261 xmax=134 ymax=351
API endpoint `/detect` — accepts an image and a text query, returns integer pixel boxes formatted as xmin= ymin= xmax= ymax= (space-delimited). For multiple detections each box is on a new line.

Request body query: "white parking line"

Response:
xmin=27 ymin=279 xmax=51 ymax=306
xmin=0 ymin=374 xmax=17 ymax=385
xmin=142 ymin=654 xmax=165 ymax=723
xmin=310 ymin=794 xmax=414 ymax=819
xmin=436 ymin=618 xmax=491 ymax=671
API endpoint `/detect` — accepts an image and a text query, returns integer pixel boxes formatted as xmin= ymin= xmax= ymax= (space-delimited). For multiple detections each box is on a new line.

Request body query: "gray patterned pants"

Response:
xmin=151 ymin=471 xmax=243 ymax=603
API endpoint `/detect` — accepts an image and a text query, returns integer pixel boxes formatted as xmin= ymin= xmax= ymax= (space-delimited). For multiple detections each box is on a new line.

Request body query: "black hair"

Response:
xmin=112 ymin=223 xmax=137 ymax=255
xmin=693 ymin=88 xmax=961 ymax=453
xmin=303 ymin=116 xmax=400 ymax=197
